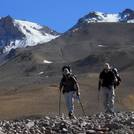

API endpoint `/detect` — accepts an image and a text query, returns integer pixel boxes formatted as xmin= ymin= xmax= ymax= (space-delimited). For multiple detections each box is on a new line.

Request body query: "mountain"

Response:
xmin=1 ymin=9 xmax=134 ymax=79
xmin=0 ymin=9 xmax=134 ymax=88
xmin=0 ymin=16 xmax=59 ymax=53
xmin=70 ymin=9 xmax=134 ymax=31
xmin=76 ymin=8 xmax=134 ymax=24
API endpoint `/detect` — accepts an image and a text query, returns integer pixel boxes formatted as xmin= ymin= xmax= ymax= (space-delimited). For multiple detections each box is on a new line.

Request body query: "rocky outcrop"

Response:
xmin=0 ymin=16 xmax=25 ymax=51
xmin=121 ymin=9 xmax=134 ymax=21
xmin=0 ymin=16 xmax=24 ymax=37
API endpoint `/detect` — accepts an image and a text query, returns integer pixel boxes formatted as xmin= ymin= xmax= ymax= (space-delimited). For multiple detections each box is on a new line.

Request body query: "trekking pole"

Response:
xmin=98 ymin=81 xmax=101 ymax=107
xmin=115 ymin=89 xmax=121 ymax=105
xmin=59 ymin=90 xmax=61 ymax=116
xmin=78 ymin=96 xmax=86 ymax=116
xmin=98 ymin=91 xmax=100 ymax=105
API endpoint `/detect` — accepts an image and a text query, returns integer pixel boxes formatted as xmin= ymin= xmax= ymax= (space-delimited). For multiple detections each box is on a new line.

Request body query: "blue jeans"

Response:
xmin=64 ymin=91 xmax=76 ymax=113
xmin=102 ymin=86 xmax=115 ymax=113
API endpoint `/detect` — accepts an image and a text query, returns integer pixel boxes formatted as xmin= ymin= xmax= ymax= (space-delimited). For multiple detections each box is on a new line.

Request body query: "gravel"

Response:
xmin=0 ymin=112 xmax=133 ymax=134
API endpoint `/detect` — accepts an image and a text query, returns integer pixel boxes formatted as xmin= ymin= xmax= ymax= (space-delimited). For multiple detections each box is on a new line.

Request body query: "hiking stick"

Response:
xmin=78 ymin=96 xmax=86 ymax=116
xmin=98 ymin=81 xmax=101 ymax=106
xmin=59 ymin=90 xmax=61 ymax=116
xmin=115 ymin=88 xmax=121 ymax=105
xmin=98 ymin=91 xmax=100 ymax=105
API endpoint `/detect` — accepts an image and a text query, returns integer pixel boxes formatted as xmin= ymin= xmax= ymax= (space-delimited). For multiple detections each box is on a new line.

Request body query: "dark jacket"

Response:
xmin=60 ymin=74 xmax=78 ymax=93
xmin=99 ymin=69 xmax=116 ymax=87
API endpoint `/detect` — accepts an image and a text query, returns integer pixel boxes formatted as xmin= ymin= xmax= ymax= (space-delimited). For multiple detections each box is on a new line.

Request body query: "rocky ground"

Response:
xmin=0 ymin=112 xmax=133 ymax=134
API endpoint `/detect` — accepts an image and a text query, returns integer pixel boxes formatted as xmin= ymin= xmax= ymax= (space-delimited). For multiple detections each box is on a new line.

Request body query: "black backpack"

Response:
xmin=112 ymin=68 xmax=121 ymax=87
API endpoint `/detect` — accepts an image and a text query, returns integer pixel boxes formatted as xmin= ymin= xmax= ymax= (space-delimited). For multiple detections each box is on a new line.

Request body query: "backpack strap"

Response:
xmin=70 ymin=74 xmax=78 ymax=82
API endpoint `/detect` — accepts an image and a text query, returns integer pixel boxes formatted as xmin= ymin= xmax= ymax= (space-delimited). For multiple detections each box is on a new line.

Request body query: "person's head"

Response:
xmin=62 ymin=65 xmax=71 ymax=72
xmin=62 ymin=65 xmax=72 ymax=73
xmin=104 ymin=63 xmax=111 ymax=71
xmin=63 ymin=68 xmax=70 ymax=76
xmin=62 ymin=65 xmax=71 ymax=77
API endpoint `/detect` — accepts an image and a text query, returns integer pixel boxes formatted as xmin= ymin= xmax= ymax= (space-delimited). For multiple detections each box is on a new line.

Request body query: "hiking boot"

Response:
xmin=68 ymin=112 xmax=76 ymax=119
xmin=105 ymin=110 xmax=115 ymax=116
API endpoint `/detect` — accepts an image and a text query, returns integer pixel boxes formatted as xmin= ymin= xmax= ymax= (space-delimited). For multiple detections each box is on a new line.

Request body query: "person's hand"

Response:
xmin=59 ymin=87 xmax=62 ymax=92
xmin=98 ymin=87 xmax=101 ymax=92
xmin=76 ymin=91 xmax=80 ymax=96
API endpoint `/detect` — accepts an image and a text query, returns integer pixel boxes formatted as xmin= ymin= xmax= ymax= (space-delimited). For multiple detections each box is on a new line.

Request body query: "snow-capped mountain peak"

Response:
xmin=84 ymin=11 xmax=119 ymax=23
xmin=14 ymin=19 xmax=58 ymax=46
xmin=77 ymin=9 xmax=134 ymax=24
xmin=0 ymin=16 xmax=60 ymax=53
xmin=68 ymin=9 xmax=134 ymax=32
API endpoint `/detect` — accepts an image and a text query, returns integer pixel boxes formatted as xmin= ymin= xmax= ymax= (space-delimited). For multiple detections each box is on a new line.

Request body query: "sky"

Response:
xmin=0 ymin=0 xmax=134 ymax=32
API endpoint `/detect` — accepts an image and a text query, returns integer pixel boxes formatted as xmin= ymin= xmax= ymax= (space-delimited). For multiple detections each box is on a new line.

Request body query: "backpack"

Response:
xmin=112 ymin=68 xmax=121 ymax=87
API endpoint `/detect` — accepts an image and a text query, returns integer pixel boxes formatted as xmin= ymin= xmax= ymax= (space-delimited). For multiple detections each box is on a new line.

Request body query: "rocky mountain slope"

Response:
xmin=0 ymin=9 xmax=134 ymax=85
xmin=0 ymin=9 xmax=134 ymax=87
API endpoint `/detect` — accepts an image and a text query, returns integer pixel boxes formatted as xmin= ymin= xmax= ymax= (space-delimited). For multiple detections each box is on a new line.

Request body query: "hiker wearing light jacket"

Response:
xmin=59 ymin=66 xmax=80 ymax=119
xmin=98 ymin=63 xmax=120 ymax=113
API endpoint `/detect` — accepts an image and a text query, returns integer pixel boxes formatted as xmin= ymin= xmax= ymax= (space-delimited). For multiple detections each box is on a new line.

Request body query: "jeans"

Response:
xmin=102 ymin=86 xmax=115 ymax=113
xmin=64 ymin=91 xmax=75 ymax=113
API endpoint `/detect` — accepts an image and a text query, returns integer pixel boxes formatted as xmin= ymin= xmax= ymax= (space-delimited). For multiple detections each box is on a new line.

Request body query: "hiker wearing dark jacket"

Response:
xmin=59 ymin=66 xmax=80 ymax=119
xmin=98 ymin=63 xmax=117 ymax=113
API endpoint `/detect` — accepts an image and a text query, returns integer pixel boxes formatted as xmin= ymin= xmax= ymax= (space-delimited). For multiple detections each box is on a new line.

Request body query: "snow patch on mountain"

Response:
xmin=127 ymin=19 xmax=134 ymax=23
xmin=86 ymin=12 xmax=120 ymax=23
xmin=43 ymin=59 xmax=53 ymax=64
xmin=15 ymin=20 xmax=58 ymax=44
xmin=98 ymin=45 xmax=105 ymax=47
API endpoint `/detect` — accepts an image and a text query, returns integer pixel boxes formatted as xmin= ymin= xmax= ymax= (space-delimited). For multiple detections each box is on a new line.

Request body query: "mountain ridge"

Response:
xmin=0 ymin=9 xmax=134 ymax=54
xmin=70 ymin=9 xmax=134 ymax=31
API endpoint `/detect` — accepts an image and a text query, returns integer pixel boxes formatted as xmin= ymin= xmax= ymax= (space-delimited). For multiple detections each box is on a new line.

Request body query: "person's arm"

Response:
xmin=98 ymin=79 xmax=102 ymax=91
xmin=117 ymin=74 xmax=121 ymax=83
xmin=72 ymin=76 xmax=80 ymax=96
xmin=59 ymin=78 xmax=63 ymax=92
xmin=98 ymin=72 xmax=103 ymax=91
xmin=74 ymin=82 xmax=80 ymax=96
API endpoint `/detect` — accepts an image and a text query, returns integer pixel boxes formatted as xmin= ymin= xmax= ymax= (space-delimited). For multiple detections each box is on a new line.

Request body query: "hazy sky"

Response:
xmin=0 ymin=0 xmax=134 ymax=32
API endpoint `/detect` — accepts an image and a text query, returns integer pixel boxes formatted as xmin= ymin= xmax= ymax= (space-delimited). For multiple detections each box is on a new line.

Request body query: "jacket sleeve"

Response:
xmin=98 ymin=72 xmax=103 ymax=89
xmin=72 ymin=75 xmax=80 ymax=92
xmin=59 ymin=78 xmax=63 ymax=91
xmin=99 ymin=71 xmax=103 ymax=80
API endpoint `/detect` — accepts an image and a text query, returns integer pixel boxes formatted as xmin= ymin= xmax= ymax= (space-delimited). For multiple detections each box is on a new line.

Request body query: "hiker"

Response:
xmin=59 ymin=65 xmax=80 ymax=119
xmin=98 ymin=63 xmax=121 ymax=113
